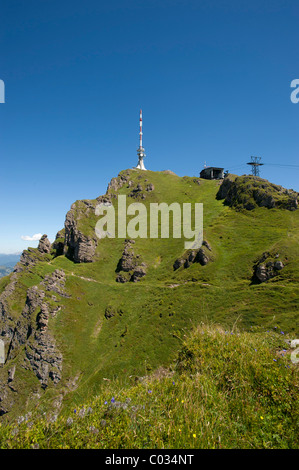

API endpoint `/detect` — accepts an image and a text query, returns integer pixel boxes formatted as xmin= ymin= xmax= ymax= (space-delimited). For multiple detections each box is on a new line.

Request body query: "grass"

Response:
xmin=0 ymin=324 xmax=297 ymax=449
xmin=0 ymin=169 xmax=299 ymax=438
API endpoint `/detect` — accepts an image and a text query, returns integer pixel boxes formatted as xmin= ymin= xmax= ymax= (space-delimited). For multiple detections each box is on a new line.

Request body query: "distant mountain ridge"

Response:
xmin=0 ymin=254 xmax=21 ymax=278
xmin=0 ymin=253 xmax=21 ymax=265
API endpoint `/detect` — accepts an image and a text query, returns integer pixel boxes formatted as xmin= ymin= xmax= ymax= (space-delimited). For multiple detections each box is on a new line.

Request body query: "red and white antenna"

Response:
xmin=135 ymin=108 xmax=147 ymax=170
xmin=139 ymin=109 xmax=143 ymax=149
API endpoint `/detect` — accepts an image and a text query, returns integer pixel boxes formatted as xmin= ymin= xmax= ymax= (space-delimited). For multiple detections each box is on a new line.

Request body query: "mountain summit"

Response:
xmin=0 ymin=170 xmax=298 ymax=422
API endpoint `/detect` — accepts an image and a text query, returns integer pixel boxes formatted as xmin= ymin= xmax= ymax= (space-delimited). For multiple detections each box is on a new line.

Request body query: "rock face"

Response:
xmin=253 ymin=252 xmax=285 ymax=283
xmin=52 ymin=230 xmax=65 ymax=256
xmin=173 ymin=240 xmax=213 ymax=270
xmin=15 ymin=236 xmax=54 ymax=273
xmin=116 ymin=240 xmax=147 ymax=283
xmin=128 ymin=183 xmax=146 ymax=200
xmin=64 ymin=203 xmax=97 ymax=263
xmin=217 ymin=174 xmax=298 ymax=211
xmin=0 ymin=269 xmax=68 ymax=416
xmin=15 ymin=247 xmax=45 ymax=272
xmin=38 ymin=235 xmax=52 ymax=254
xmin=106 ymin=172 xmax=131 ymax=193
xmin=106 ymin=171 xmax=155 ymax=201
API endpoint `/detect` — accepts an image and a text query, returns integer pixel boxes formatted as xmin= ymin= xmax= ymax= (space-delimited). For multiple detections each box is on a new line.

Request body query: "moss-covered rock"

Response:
xmin=217 ymin=174 xmax=298 ymax=211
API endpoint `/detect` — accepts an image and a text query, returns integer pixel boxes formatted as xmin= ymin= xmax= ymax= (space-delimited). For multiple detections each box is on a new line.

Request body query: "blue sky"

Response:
xmin=1 ymin=0 xmax=298 ymax=253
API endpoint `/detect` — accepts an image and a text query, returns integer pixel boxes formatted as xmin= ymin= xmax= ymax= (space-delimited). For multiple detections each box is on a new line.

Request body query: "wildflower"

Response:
xmin=148 ymin=390 xmax=152 ymax=394
xmin=178 ymin=428 xmax=181 ymax=432
xmin=260 ymin=416 xmax=264 ymax=420
xmin=111 ymin=397 xmax=115 ymax=403
xmin=193 ymin=433 xmax=196 ymax=438
xmin=74 ymin=409 xmax=77 ymax=413
xmin=181 ymin=400 xmax=184 ymax=403
xmin=273 ymin=359 xmax=277 ymax=362
xmin=172 ymin=381 xmax=175 ymax=385
xmin=104 ymin=401 xmax=108 ymax=405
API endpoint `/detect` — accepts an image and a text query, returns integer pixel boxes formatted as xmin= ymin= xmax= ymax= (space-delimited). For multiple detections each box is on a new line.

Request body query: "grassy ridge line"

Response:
xmin=0 ymin=324 xmax=297 ymax=449
xmin=1 ymin=171 xmax=298 ymax=424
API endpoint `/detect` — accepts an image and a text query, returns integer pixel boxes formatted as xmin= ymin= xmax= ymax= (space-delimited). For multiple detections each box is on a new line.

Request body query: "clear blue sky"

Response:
xmin=1 ymin=0 xmax=298 ymax=253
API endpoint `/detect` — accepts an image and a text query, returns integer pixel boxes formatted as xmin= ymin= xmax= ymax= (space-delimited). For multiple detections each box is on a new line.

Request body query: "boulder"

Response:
xmin=38 ymin=235 xmax=52 ymax=254
xmin=253 ymin=252 xmax=285 ymax=283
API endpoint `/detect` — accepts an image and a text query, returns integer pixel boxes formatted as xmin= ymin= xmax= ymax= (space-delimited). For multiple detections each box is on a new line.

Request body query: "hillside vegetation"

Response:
xmin=0 ymin=170 xmax=298 ymax=448
xmin=0 ymin=324 xmax=298 ymax=449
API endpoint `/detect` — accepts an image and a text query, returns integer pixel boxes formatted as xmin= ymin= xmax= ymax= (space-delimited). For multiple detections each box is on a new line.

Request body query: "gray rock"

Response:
xmin=8 ymin=365 xmax=16 ymax=383
xmin=274 ymin=260 xmax=284 ymax=270
xmin=38 ymin=235 xmax=52 ymax=254
xmin=173 ymin=241 xmax=213 ymax=270
xmin=131 ymin=265 xmax=147 ymax=282
xmin=64 ymin=207 xmax=97 ymax=263
xmin=254 ymin=253 xmax=285 ymax=283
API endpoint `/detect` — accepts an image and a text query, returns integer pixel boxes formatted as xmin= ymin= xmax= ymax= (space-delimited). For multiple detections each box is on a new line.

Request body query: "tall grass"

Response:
xmin=1 ymin=325 xmax=297 ymax=449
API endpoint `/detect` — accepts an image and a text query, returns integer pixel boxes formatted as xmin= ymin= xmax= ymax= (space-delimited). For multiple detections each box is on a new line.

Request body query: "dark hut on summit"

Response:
xmin=200 ymin=166 xmax=224 ymax=180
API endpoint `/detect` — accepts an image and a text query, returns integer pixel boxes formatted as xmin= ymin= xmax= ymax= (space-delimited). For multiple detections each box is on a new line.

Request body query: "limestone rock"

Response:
xmin=116 ymin=240 xmax=137 ymax=272
xmin=217 ymin=174 xmax=298 ymax=211
xmin=38 ymin=235 xmax=51 ymax=254
xmin=52 ymin=230 xmax=65 ymax=256
xmin=173 ymin=240 xmax=213 ymax=270
xmin=64 ymin=205 xmax=97 ymax=263
xmin=146 ymin=183 xmax=155 ymax=191
xmin=116 ymin=240 xmax=147 ymax=282
xmin=131 ymin=264 xmax=147 ymax=282
xmin=253 ymin=252 xmax=285 ymax=283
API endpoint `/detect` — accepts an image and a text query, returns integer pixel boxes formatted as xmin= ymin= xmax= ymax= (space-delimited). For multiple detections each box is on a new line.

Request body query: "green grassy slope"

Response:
xmin=0 ymin=170 xmax=298 ymax=430
xmin=0 ymin=324 xmax=298 ymax=449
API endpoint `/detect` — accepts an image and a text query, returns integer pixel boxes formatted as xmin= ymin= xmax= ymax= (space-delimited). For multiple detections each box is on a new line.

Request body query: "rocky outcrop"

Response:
xmin=0 ymin=273 xmax=18 ymax=346
xmin=64 ymin=203 xmax=97 ymax=263
xmin=253 ymin=252 xmax=285 ymax=283
xmin=25 ymin=304 xmax=63 ymax=389
xmin=15 ymin=248 xmax=40 ymax=271
xmin=146 ymin=183 xmax=155 ymax=192
xmin=173 ymin=240 xmax=213 ymax=270
xmin=116 ymin=239 xmax=147 ymax=283
xmin=8 ymin=270 xmax=66 ymax=387
xmin=106 ymin=171 xmax=131 ymax=193
xmin=217 ymin=175 xmax=298 ymax=211
xmin=128 ymin=184 xmax=146 ymax=200
xmin=52 ymin=230 xmax=65 ymax=256
xmin=38 ymin=235 xmax=51 ymax=254
xmin=116 ymin=239 xmax=137 ymax=272
xmin=15 ymin=237 xmax=53 ymax=273
xmin=0 ymin=269 xmax=68 ymax=416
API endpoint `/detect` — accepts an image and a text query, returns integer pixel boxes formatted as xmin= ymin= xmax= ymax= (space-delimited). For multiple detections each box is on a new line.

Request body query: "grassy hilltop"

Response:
xmin=0 ymin=169 xmax=298 ymax=448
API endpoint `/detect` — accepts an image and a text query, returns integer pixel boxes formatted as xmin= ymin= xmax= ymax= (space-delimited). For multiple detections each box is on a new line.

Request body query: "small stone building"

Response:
xmin=200 ymin=167 xmax=224 ymax=180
